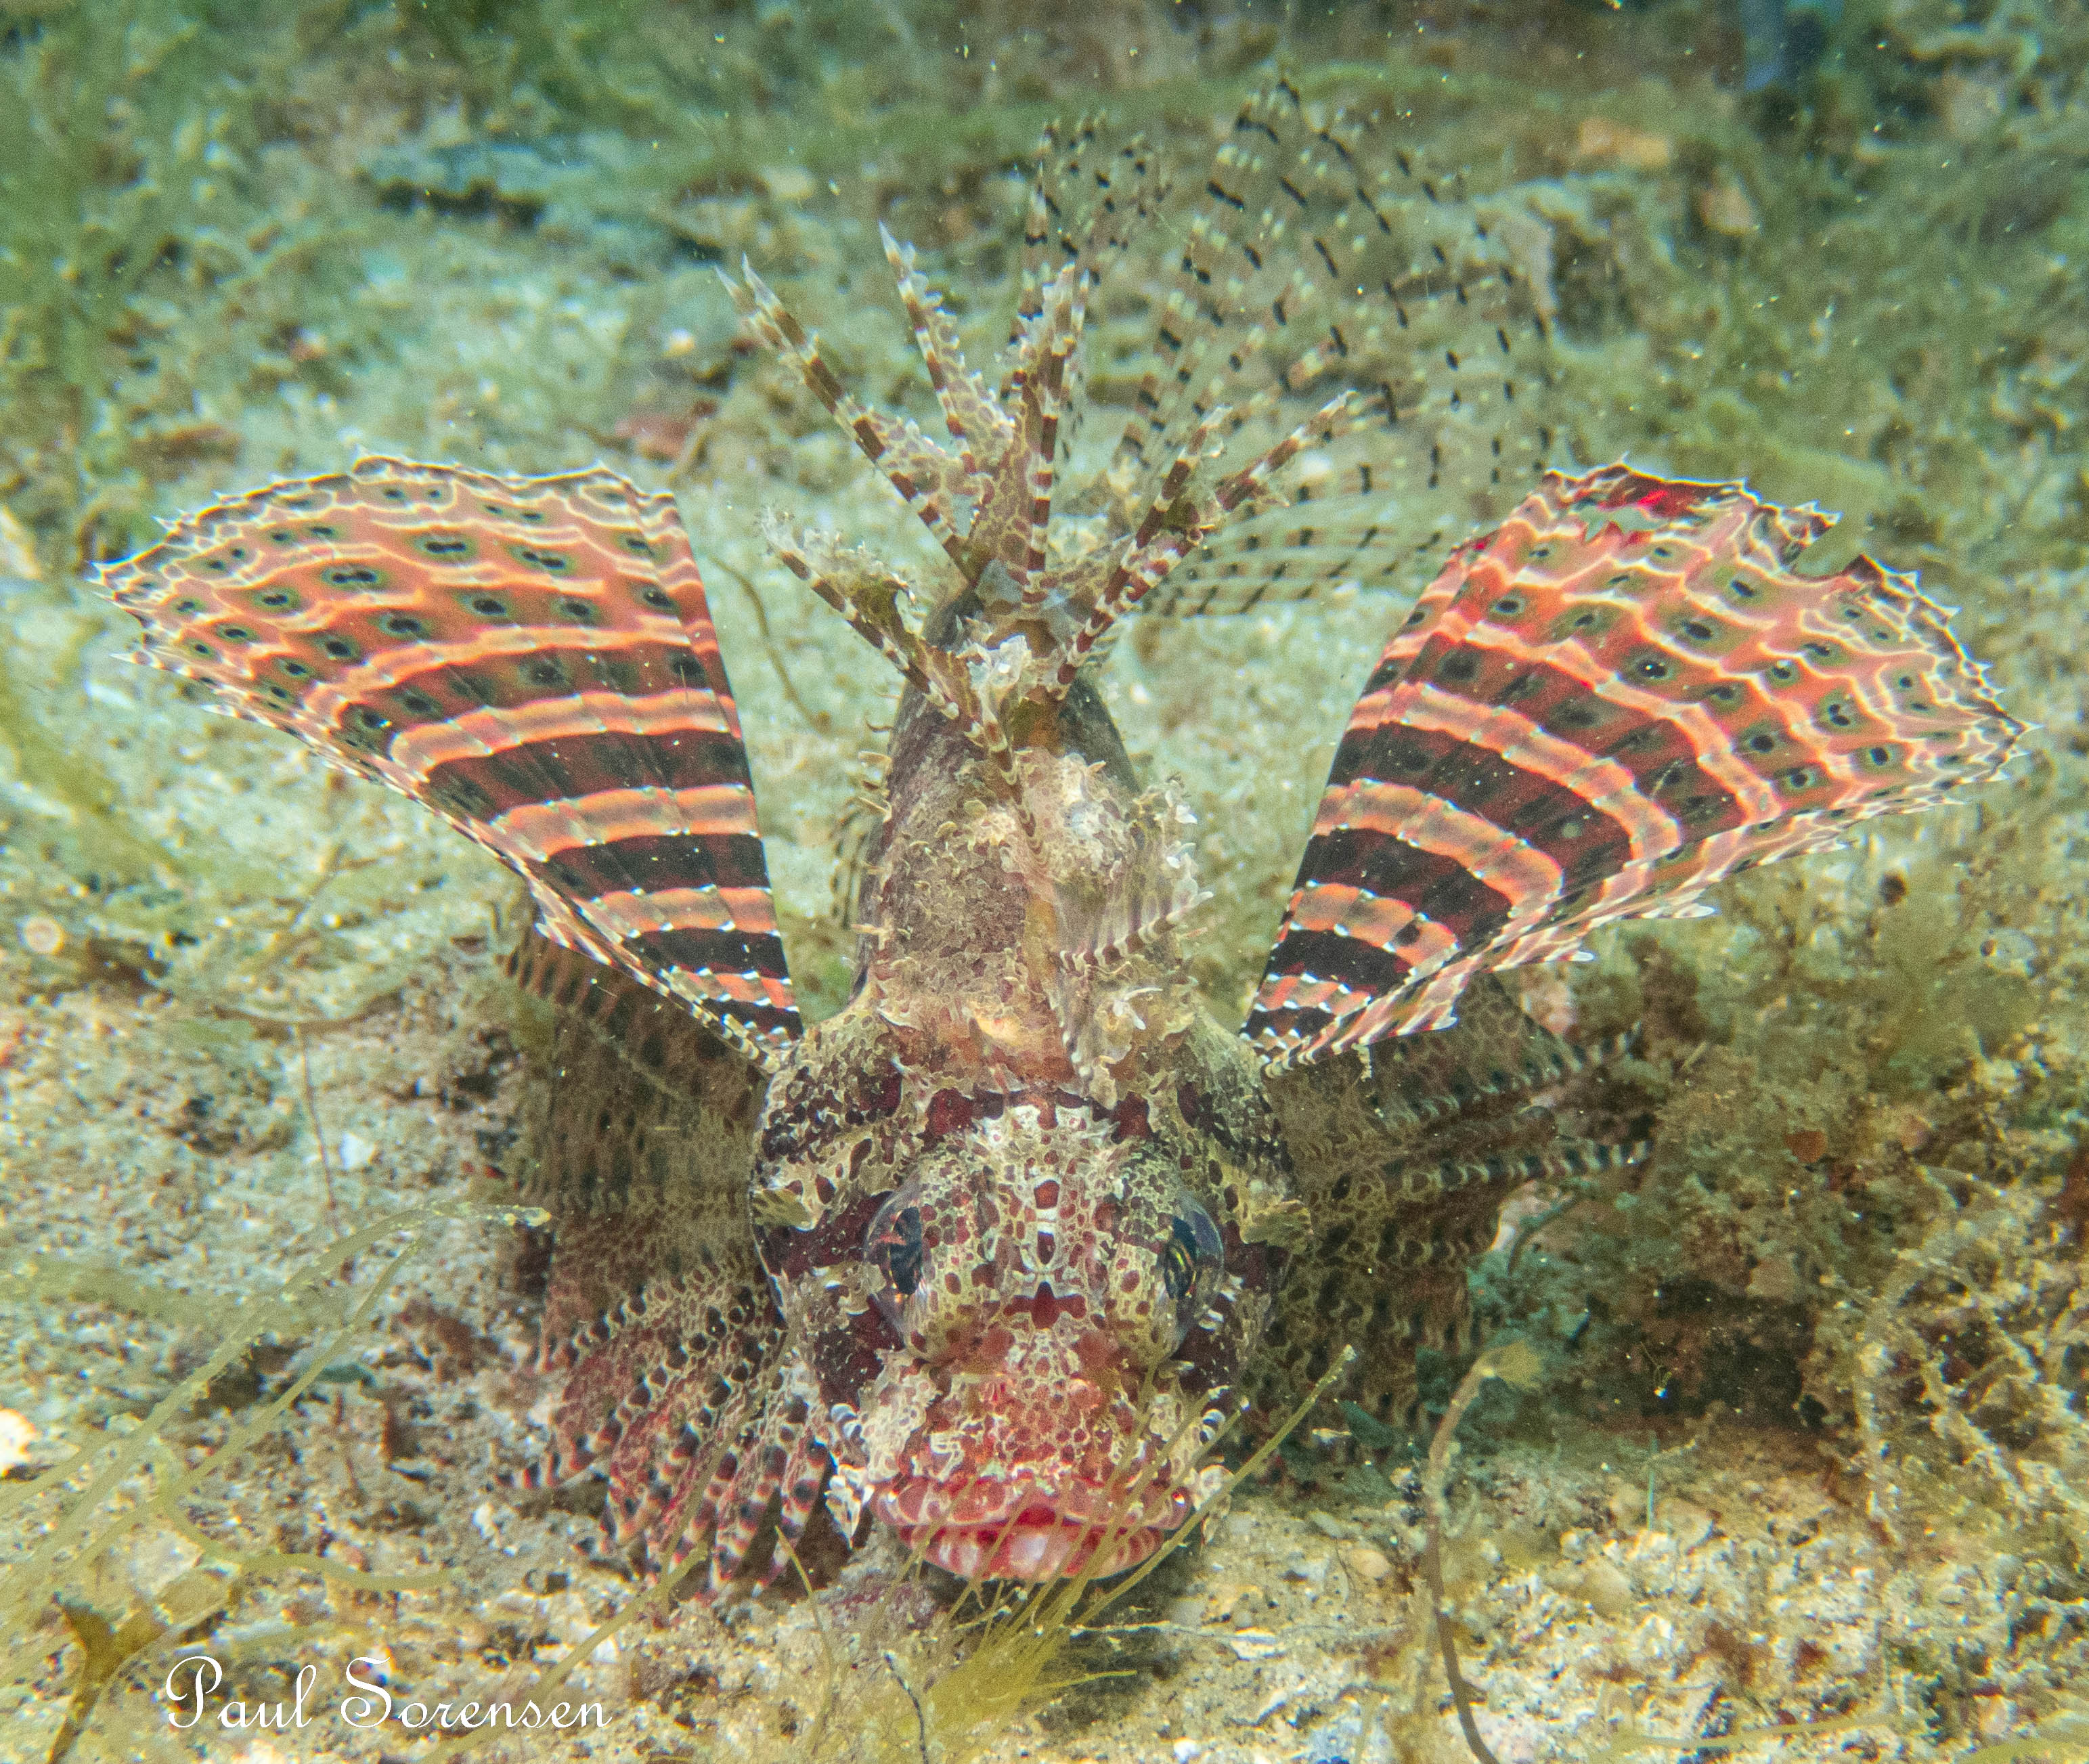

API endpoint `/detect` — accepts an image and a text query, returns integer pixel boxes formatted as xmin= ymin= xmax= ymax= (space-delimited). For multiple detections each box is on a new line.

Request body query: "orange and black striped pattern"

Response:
xmin=100 ymin=458 xmax=798 ymax=1061
xmin=1248 ymin=464 xmax=2023 ymax=1064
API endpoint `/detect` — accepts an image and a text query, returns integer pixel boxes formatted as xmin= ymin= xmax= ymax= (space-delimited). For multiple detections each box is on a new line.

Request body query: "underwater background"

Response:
xmin=1 ymin=0 xmax=2086 ymax=1759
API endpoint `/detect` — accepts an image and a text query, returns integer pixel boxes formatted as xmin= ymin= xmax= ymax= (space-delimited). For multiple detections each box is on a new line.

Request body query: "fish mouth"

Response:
xmin=874 ymin=1478 xmax=1189 ymax=1582
xmin=902 ymin=1511 xmax=1164 ymax=1581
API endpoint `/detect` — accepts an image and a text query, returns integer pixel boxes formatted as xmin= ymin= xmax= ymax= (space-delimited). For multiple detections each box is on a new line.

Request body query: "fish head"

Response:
xmin=755 ymin=1071 xmax=1293 ymax=1581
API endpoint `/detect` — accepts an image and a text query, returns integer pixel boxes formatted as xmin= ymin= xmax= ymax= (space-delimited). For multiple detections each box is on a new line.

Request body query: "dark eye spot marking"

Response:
xmin=303 ymin=524 xmax=338 ymax=541
xmin=1822 ymin=701 xmax=1856 ymax=729
xmin=1780 ymin=766 xmax=1816 ymax=791
xmin=397 ymin=688 xmax=441 ymax=718
xmin=523 ymin=657 xmax=569 ymax=689
xmin=1490 ymin=594 xmax=1524 ymax=617
xmin=558 ymin=596 xmax=596 ymax=623
xmin=1705 ymin=682 xmax=1742 ymax=705
xmin=267 ymin=529 xmax=296 ymax=545
xmin=321 ymin=636 xmax=359 ymax=661
xmin=378 ymin=613 xmax=428 ymax=638
xmin=216 ymin=624 xmax=253 ymax=643
xmin=468 ymin=594 xmax=509 ymax=617
xmin=1767 ymin=660 xmax=1797 ymax=683
xmin=1745 ymin=731 xmax=1778 ymax=754
xmin=175 ymin=598 xmax=204 ymax=615
xmin=418 ymin=534 xmax=472 ymax=560
xmin=260 ymin=681 xmax=294 ymax=703
xmin=321 ymin=565 xmax=383 ymax=589
xmin=351 ymin=705 xmax=389 ymax=731
xmin=378 ymin=485 xmax=408 ymax=503
xmin=1678 ymin=619 xmax=1716 ymax=642
xmin=1726 ymin=578 xmax=1759 ymax=600
xmin=1802 ymin=641 xmax=1839 ymax=661
xmin=640 ymin=586 xmax=675 ymax=612
xmin=621 ymin=534 xmax=655 ymax=558
xmin=1570 ymin=609 xmax=1602 ymax=630
xmin=514 ymin=546 xmax=572 ymax=574
xmin=187 ymin=640 xmax=217 ymax=659
xmin=280 ymin=657 xmax=313 ymax=678
xmin=1866 ymin=745 xmax=1893 ymax=766
xmin=257 ymin=590 xmax=299 ymax=609
xmin=1633 ymin=655 xmax=1673 ymax=682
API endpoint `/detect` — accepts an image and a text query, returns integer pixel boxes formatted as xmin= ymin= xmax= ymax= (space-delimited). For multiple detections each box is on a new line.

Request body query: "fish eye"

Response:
xmin=1160 ymin=1195 xmax=1223 ymax=1314
xmin=866 ymin=1187 xmax=925 ymax=1313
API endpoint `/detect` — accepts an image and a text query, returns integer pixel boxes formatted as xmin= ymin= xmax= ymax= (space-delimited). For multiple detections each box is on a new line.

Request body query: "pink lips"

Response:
xmin=910 ymin=1514 xmax=1164 ymax=1581
xmin=874 ymin=1479 xmax=1189 ymax=1581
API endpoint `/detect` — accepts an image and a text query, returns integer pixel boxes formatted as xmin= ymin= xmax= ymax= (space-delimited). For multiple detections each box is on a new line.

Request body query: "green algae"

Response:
xmin=0 ymin=1201 xmax=534 ymax=1762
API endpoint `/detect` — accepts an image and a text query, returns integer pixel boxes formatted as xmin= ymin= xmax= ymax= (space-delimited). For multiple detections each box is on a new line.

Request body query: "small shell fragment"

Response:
xmin=0 ymin=1407 xmax=37 ymax=1474
xmin=18 ymin=916 xmax=64 ymax=956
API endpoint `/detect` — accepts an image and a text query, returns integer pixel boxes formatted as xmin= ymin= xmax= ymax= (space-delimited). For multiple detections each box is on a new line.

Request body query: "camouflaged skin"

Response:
xmin=741 ymin=667 xmax=1306 ymax=1581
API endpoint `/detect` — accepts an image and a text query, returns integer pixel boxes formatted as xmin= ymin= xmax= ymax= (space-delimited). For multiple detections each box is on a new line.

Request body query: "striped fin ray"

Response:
xmin=970 ymin=260 xmax=1089 ymax=596
xmin=1386 ymin=1136 xmax=1646 ymax=1214
xmin=1007 ymin=112 xmax=1101 ymax=375
xmin=1356 ymin=972 xmax=1635 ymax=1132
xmin=1044 ymin=387 xmax=1364 ymax=694
xmin=1141 ymin=472 xmax=1441 ymax=616
xmin=1005 ymin=117 xmax=1166 ymax=407
xmin=1103 ymin=83 xmax=1546 ymax=548
xmin=724 ymin=263 xmax=977 ymax=568
xmin=100 ymin=458 xmax=799 ymax=1065
xmin=1248 ymin=463 xmax=2024 ymax=1065
xmin=881 ymin=222 xmax=1013 ymax=477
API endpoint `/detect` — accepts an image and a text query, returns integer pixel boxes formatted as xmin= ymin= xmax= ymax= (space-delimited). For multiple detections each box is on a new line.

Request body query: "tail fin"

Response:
xmin=100 ymin=458 xmax=799 ymax=1065
xmin=1249 ymin=464 xmax=2023 ymax=1063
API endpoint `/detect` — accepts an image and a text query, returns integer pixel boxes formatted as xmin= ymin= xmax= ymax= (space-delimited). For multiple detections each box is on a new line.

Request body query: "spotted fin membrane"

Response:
xmin=97 ymin=457 xmax=798 ymax=1064
xmin=1248 ymin=464 xmax=2025 ymax=1065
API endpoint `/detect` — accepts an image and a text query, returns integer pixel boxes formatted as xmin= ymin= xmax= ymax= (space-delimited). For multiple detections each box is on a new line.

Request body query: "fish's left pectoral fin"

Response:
xmin=1244 ymin=463 xmax=2021 ymax=1068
